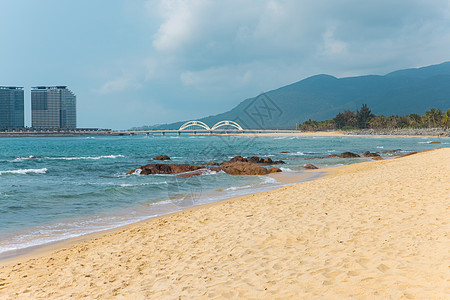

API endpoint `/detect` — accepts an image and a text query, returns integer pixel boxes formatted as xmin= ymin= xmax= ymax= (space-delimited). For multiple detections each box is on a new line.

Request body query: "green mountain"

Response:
xmin=141 ymin=62 xmax=450 ymax=130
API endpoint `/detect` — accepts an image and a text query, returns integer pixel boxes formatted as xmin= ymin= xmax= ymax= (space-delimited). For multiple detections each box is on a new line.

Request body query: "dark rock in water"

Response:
xmin=372 ymin=156 xmax=383 ymax=160
xmin=227 ymin=156 xmax=248 ymax=163
xmin=382 ymin=149 xmax=401 ymax=153
xmin=153 ymin=155 xmax=171 ymax=161
xmin=306 ymin=152 xmax=360 ymax=159
xmin=175 ymin=170 xmax=207 ymax=178
xmin=304 ymin=164 xmax=319 ymax=169
xmin=281 ymin=151 xmax=290 ymax=153
xmin=429 ymin=141 xmax=441 ymax=144
xmin=339 ymin=152 xmax=360 ymax=158
xmin=223 ymin=156 xmax=285 ymax=165
xmin=268 ymin=167 xmax=282 ymax=173
xmin=214 ymin=161 xmax=269 ymax=175
xmin=305 ymin=154 xmax=340 ymax=159
xmin=362 ymin=151 xmax=381 ymax=158
xmin=200 ymin=162 xmax=220 ymax=166
xmin=248 ymin=156 xmax=262 ymax=164
xmin=129 ymin=155 xmax=287 ymax=177
xmin=127 ymin=164 xmax=203 ymax=175
xmin=263 ymin=157 xmax=273 ymax=164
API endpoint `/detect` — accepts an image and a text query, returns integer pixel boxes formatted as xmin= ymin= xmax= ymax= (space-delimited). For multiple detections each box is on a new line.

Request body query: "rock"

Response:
xmin=153 ymin=155 xmax=170 ymax=161
xmin=226 ymin=156 xmax=248 ymax=163
xmin=213 ymin=161 xmax=269 ymax=175
xmin=268 ymin=167 xmax=282 ymax=173
xmin=305 ymin=154 xmax=340 ymax=159
xmin=30 ymin=156 xmax=44 ymax=159
xmin=382 ymin=149 xmax=401 ymax=154
xmin=372 ymin=156 xmax=383 ymax=160
xmin=248 ymin=156 xmax=263 ymax=164
xmin=281 ymin=151 xmax=290 ymax=153
xmin=175 ymin=170 xmax=206 ymax=178
xmin=362 ymin=151 xmax=381 ymax=158
xmin=429 ymin=141 xmax=440 ymax=144
xmin=127 ymin=164 xmax=203 ymax=175
xmin=304 ymin=164 xmax=319 ymax=169
xmin=339 ymin=152 xmax=360 ymax=158
xmin=223 ymin=156 xmax=285 ymax=165
xmin=263 ymin=157 xmax=273 ymax=164
xmin=200 ymin=162 xmax=220 ymax=166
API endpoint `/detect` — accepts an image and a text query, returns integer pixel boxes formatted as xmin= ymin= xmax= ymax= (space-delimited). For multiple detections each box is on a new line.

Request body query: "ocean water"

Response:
xmin=0 ymin=134 xmax=448 ymax=258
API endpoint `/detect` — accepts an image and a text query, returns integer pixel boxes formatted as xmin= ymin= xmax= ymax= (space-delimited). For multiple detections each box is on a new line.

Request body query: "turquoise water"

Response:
xmin=0 ymin=135 xmax=448 ymax=258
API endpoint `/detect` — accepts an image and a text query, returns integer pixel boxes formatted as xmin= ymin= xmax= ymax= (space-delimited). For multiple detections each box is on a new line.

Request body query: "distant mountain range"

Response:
xmin=136 ymin=62 xmax=450 ymax=130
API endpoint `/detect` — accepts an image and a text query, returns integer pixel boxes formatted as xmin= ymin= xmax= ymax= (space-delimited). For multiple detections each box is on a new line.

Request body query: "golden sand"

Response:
xmin=0 ymin=148 xmax=449 ymax=299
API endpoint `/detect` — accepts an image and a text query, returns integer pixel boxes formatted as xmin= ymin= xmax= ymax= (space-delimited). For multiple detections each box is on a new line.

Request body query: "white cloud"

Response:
xmin=93 ymin=0 xmax=450 ymax=126
xmin=96 ymin=76 xmax=142 ymax=94
xmin=151 ymin=0 xmax=208 ymax=52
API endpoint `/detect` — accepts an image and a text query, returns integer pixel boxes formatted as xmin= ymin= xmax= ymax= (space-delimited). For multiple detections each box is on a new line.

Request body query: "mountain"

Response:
xmin=138 ymin=62 xmax=450 ymax=130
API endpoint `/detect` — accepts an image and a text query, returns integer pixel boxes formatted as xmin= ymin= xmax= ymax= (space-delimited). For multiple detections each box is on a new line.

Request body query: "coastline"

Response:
xmin=0 ymin=170 xmax=323 ymax=265
xmin=0 ymin=148 xmax=448 ymax=298
xmin=241 ymin=130 xmax=449 ymax=138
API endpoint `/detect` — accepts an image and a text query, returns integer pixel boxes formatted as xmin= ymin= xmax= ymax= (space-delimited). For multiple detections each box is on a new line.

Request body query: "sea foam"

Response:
xmin=0 ymin=168 xmax=48 ymax=175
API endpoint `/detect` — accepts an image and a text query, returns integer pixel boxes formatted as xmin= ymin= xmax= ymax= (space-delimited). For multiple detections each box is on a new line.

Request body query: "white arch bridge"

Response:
xmin=118 ymin=120 xmax=299 ymax=135
xmin=179 ymin=120 xmax=243 ymax=131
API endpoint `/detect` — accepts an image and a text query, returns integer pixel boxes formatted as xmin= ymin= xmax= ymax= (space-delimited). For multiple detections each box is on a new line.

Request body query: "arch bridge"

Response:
xmin=179 ymin=120 xmax=243 ymax=131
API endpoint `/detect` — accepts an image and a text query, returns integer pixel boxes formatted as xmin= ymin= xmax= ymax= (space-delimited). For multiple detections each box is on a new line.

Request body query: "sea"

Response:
xmin=0 ymin=134 xmax=448 ymax=259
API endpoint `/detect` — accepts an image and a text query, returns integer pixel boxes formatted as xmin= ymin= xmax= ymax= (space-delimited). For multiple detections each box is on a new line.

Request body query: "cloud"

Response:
xmin=88 ymin=0 xmax=450 ymax=127
xmin=96 ymin=76 xmax=142 ymax=94
xmin=151 ymin=0 xmax=208 ymax=52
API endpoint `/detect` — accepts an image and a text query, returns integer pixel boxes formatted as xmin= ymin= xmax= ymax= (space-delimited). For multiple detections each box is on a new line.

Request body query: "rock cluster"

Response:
xmin=361 ymin=151 xmax=380 ymax=158
xmin=128 ymin=156 xmax=284 ymax=177
xmin=306 ymin=152 xmax=360 ymax=159
xmin=345 ymin=128 xmax=449 ymax=137
xmin=382 ymin=149 xmax=401 ymax=154
xmin=227 ymin=156 xmax=285 ymax=165
xmin=153 ymin=155 xmax=171 ymax=161
xmin=304 ymin=164 xmax=318 ymax=169
xmin=127 ymin=164 xmax=202 ymax=176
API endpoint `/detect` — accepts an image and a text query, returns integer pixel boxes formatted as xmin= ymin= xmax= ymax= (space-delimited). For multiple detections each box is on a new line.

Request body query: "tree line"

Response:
xmin=298 ymin=105 xmax=450 ymax=131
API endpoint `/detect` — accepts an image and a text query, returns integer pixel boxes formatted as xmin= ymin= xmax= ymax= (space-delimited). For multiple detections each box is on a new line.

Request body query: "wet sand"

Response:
xmin=0 ymin=148 xmax=448 ymax=299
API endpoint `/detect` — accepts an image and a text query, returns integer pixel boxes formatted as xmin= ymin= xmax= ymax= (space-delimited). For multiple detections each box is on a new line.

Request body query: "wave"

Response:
xmin=13 ymin=154 xmax=124 ymax=162
xmin=0 ymin=168 xmax=48 ymax=175
xmin=119 ymin=181 xmax=168 ymax=187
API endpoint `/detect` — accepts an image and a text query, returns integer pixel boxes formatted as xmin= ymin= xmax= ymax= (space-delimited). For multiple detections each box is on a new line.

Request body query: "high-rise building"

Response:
xmin=31 ymin=86 xmax=76 ymax=129
xmin=0 ymin=86 xmax=24 ymax=130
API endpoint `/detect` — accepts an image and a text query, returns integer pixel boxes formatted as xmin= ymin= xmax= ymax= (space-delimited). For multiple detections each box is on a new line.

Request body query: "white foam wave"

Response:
xmin=119 ymin=181 xmax=167 ymax=187
xmin=0 ymin=168 xmax=48 ymax=175
xmin=225 ymin=185 xmax=253 ymax=191
xmin=279 ymin=167 xmax=294 ymax=172
xmin=54 ymin=155 xmax=125 ymax=160
xmin=14 ymin=154 xmax=124 ymax=161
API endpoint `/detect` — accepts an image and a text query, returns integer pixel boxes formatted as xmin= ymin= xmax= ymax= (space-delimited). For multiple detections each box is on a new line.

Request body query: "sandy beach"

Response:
xmin=0 ymin=148 xmax=449 ymax=299
xmin=241 ymin=131 xmax=448 ymax=138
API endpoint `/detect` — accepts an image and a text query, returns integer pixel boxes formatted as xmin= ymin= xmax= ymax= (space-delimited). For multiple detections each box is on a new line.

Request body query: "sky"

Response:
xmin=1 ymin=0 xmax=450 ymax=129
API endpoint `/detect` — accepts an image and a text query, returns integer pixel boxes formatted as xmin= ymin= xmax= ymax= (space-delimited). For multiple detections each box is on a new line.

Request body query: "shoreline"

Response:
xmin=0 ymin=169 xmax=323 ymax=265
xmin=241 ymin=131 xmax=449 ymax=138
xmin=0 ymin=148 xmax=448 ymax=298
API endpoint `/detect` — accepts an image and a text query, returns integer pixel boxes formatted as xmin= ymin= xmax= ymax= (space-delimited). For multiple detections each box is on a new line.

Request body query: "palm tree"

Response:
xmin=424 ymin=108 xmax=443 ymax=127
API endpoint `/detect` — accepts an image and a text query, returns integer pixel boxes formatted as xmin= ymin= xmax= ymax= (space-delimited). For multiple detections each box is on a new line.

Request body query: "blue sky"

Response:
xmin=1 ymin=0 xmax=450 ymax=129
